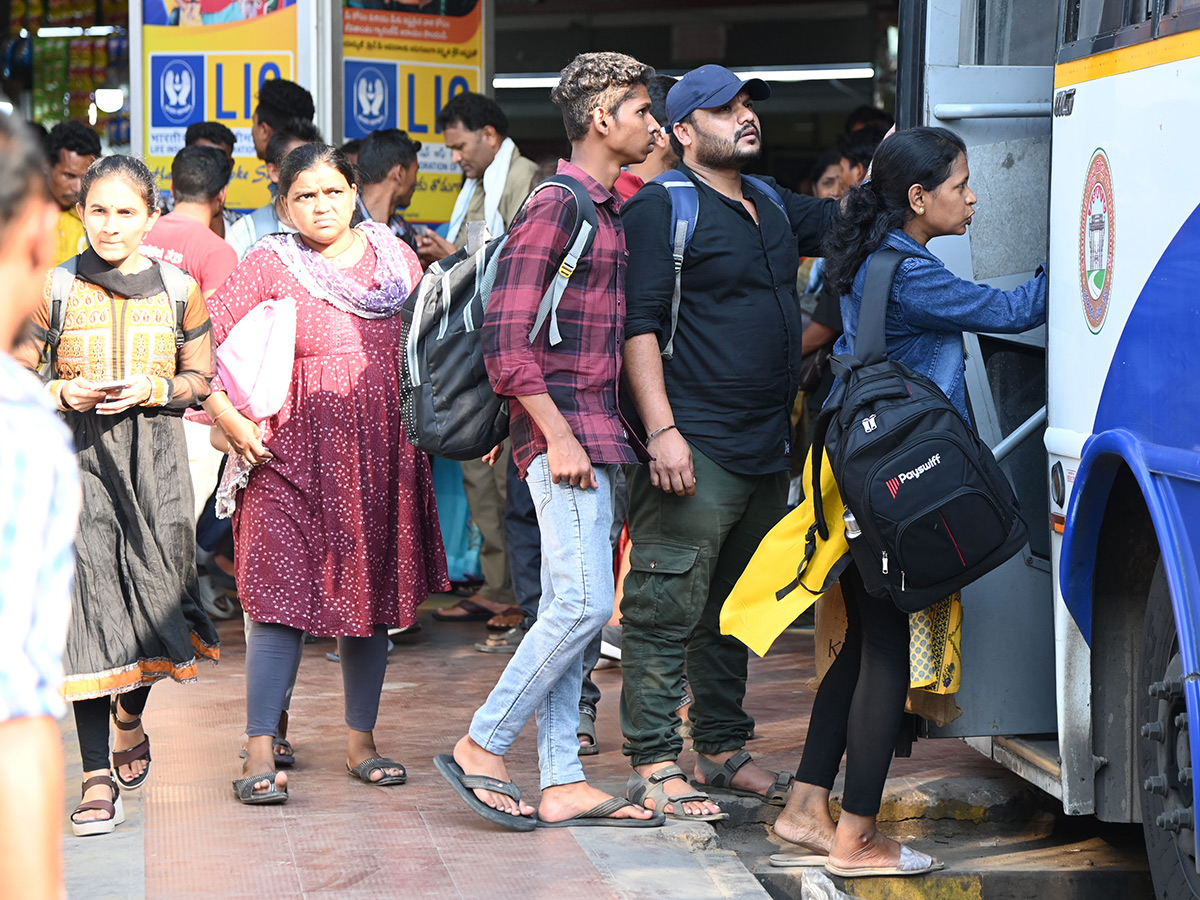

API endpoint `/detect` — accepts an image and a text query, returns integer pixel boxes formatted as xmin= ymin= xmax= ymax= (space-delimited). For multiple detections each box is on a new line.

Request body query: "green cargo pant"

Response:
xmin=619 ymin=447 xmax=788 ymax=766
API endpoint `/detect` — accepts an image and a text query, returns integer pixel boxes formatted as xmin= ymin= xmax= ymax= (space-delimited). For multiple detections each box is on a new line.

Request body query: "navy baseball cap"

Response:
xmin=665 ymin=65 xmax=771 ymax=127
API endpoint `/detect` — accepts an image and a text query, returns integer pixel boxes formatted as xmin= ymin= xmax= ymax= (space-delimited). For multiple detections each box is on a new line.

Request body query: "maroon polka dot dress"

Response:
xmin=207 ymin=239 xmax=449 ymax=637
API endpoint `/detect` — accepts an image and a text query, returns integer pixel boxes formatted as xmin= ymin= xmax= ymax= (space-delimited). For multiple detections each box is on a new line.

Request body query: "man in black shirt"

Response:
xmin=620 ymin=65 xmax=837 ymax=820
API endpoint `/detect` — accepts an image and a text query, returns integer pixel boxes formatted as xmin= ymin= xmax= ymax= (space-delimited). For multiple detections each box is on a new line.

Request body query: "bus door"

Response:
xmin=897 ymin=0 xmax=1060 ymax=755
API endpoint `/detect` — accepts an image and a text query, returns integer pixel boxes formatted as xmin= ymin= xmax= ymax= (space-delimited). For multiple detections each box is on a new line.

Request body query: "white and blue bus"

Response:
xmin=899 ymin=1 xmax=1200 ymax=895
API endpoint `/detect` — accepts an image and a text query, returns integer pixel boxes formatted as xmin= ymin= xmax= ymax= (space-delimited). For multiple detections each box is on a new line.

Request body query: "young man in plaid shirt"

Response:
xmin=436 ymin=51 xmax=662 ymax=830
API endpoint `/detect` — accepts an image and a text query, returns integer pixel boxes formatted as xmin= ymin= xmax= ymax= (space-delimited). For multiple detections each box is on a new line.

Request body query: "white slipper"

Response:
xmin=769 ymin=851 xmax=828 ymax=867
xmin=825 ymin=844 xmax=944 ymax=878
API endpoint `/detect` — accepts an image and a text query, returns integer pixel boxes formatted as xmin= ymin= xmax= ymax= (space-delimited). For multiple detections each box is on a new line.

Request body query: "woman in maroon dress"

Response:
xmin=203 ymin=143 xmax=448 ymax=804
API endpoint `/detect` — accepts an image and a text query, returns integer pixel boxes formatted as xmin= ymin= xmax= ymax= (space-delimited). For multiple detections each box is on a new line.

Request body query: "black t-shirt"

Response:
xmin=810 ymin=278 xmax=843 ymax=335
xmin=623 ymin=166 xmax=836 ymax=475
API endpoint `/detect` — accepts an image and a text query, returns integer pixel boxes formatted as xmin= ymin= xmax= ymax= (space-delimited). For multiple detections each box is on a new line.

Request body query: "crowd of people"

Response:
xmin=0 ymin=42 xmax=1049 ymax=899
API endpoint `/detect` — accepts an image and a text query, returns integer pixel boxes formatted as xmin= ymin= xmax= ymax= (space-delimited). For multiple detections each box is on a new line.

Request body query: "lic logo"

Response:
xmin=353 ymin=66 xmax=389 ymax=132
xmin=160 ymin=59 xmax=196 ymax=124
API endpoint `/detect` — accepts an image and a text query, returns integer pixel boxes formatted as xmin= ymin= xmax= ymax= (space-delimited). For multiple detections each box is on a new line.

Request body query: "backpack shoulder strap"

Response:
xmin=44 ymin=256 xmax=79 ymax=377
xmin=48 ymin=257 xmax=78 ymax=347
xmin=648 ymin=168 xmax=698 ymax=361
xmin=524 ymin=174 xmax=598 ymax=346
xmin=854 ymin=249 xmax=909 ymax=366
xmin=742 ymin=174 xmax=789 ymax=219
xmin=809 ymin=249 xmax=910 ymax=537
xmin=156 ymin=260 xmax=192 ymax=351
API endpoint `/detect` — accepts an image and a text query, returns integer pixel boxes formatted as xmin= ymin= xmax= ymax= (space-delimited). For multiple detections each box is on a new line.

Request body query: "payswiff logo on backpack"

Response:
xmin=885 ymin=453 xmax=942 ymax=499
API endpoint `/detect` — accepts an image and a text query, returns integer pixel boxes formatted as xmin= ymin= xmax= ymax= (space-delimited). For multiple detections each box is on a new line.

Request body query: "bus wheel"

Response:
xmin=1139 ymin=560 xmax=1199 ymax=899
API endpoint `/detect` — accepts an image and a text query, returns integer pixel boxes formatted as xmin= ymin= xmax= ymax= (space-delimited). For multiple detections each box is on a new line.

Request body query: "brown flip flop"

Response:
xmin=433 ymin=598 xmax=496 ymax=622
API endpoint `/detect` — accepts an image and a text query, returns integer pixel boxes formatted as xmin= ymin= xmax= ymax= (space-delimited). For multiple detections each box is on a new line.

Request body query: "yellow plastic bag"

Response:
xmin=721 ymin=449 xmax=851 ymax=658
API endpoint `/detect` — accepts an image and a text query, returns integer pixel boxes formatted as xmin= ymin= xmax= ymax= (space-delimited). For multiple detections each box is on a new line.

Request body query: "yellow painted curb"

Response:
xmin=842 ymin=874 xmax=983 ymax=900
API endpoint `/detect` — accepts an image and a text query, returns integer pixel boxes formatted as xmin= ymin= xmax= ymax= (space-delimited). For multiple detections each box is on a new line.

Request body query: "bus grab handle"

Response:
xmin=933 ymin=102 xmax=1052 ymax=120
xmin=992 ymin=405 xmax=1047 ymax=463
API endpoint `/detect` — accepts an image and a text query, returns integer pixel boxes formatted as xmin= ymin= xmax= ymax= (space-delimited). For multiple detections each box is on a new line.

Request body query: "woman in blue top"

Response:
xmin=771 ymin=127 xmax=1046 ymax=877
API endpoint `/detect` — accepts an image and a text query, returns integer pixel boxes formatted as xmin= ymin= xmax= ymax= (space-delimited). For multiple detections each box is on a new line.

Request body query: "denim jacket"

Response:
xmin=832 ymin=229 xmax=1046 ymax=421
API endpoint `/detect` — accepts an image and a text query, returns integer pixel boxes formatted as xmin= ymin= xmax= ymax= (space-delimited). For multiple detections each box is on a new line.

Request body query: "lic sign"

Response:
xmin=344 ymin=60 xmax=398 ymax=139
xmin=151 ymin=55 xmax=203 ymax=127
xmin=147 ymin=51 xmax=294 ymax=157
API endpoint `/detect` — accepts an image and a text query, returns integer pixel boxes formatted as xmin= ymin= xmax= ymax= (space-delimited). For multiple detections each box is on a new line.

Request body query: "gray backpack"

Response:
xmin=399 ymin=175 xmax=598 ymax=460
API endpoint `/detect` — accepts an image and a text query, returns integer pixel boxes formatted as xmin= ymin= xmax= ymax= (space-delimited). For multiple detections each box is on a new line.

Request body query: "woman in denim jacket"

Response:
xmin=770 ymin=127 xmax=1046 ymax=877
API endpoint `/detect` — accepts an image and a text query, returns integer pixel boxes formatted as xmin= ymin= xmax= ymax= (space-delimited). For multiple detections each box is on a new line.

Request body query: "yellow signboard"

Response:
xmin=142 ymin=5 xmax=300 ymax=211
xmin=342 ymin=1 xmax=484 ymax=225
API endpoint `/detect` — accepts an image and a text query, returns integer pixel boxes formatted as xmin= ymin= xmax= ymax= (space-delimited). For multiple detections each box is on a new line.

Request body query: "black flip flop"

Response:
xmin=432 ymin=754 xmax=536 ymax=831
xmin=432 ymin=599 xmax=495 ymax=623
xmin=238 ymin=738 xmax=295 ymax=768
xmin=535 ymin=797 xmax=664 ymax=828
xmin=232 ymin=771 xmax=288 ymax=805
xmin=347 ymin=757 xmax=407 ymax=786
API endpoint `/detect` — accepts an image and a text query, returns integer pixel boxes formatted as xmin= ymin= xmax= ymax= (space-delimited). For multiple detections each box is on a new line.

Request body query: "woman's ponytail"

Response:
xmin=823 ymin=180 xmax=902 ymax=297
xmin=822 ymin=126 xmax=967 ymax=297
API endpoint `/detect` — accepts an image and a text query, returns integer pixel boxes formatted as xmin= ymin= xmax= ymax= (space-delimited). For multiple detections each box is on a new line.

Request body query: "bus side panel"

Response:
xmin=1061 ymin=434 xmax=1200 ymax=819
xmin=1049 ymin=38 xmax=1200 ymax=821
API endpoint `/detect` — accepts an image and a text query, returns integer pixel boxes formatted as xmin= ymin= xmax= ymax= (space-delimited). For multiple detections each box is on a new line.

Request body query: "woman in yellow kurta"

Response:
xmin=15 ymin=155 xmax=219 ymax=837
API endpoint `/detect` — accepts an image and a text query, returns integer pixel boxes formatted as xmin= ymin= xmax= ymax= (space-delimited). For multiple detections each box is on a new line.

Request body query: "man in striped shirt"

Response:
xmin=0 ymin=114 xmax=81 ymax=900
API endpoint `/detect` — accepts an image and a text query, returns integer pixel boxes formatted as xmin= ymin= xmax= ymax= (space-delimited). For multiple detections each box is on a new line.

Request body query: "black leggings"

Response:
xmin=73 ymin=686 xmax=152 ymax=773
xmin=246 ymin=622 xmax=389 ymax=737
xmin=795 ymin=563 xmax=910 ymax=816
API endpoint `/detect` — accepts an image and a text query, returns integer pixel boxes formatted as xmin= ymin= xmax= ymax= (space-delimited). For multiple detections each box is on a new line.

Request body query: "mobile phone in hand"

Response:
xmin=92 ymin=379 xmax=133 ymax=393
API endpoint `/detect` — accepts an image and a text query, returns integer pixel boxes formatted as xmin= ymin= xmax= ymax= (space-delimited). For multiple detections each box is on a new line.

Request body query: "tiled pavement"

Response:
xmin=58 ymin=595 xmax=1099 ymax=900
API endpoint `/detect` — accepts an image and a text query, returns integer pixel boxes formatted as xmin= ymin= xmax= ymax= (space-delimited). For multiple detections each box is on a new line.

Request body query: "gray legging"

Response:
xmin=246 ymin=622 xmax=390 ymax=736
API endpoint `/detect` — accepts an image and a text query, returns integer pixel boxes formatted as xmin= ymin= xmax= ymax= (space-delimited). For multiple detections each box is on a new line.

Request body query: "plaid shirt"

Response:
xmin=483 ymin=160 xmax=640 ymax=476
xmin=0 ymin=353 xmax=79 ymax=721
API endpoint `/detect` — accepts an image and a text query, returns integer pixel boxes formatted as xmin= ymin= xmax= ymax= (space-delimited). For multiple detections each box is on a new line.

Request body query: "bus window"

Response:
xmin=977 ymin=339 xmax=1050 ymax=560
xmin=1062 ymin=0 xmax=1127 ymax=43
xmin=962 ymin=0 xmax=1058 ymax=65
xmin=1174 ymin=0 xmax=1200 ymax=10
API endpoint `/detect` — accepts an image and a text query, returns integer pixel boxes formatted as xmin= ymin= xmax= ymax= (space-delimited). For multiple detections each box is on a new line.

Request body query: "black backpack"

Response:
xmin=399 ymin=175 xmax=598 ymax=461
xmin=810 ymin=249 xmax=1028 ymax=613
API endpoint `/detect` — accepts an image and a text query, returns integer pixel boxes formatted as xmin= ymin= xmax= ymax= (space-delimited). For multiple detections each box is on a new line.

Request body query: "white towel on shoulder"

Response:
xmin=445 ymin=136 xmax=517 ymax=246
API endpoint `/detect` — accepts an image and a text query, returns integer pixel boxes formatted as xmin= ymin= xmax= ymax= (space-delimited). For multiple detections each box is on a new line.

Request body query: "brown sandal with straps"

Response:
xmin=71 ymin=773 xmax=125 ymax=837
xmin=111 ymin=697 xmax=152 ymax=790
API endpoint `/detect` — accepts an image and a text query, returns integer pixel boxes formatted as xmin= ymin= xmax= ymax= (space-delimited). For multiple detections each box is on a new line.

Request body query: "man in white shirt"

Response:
xmin=420 ymin=93 xmax=538 ymax=630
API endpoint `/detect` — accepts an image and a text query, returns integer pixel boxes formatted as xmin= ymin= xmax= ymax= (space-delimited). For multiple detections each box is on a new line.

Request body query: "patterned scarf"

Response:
xmin=258 ymin=221 xmax=422 ymax=319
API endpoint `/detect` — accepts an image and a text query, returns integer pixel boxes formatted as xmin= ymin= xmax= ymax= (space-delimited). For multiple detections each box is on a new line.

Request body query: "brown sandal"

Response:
xmin=111 ymin=697 xmax=152 ymax=790
xmin=432 ymin=598 xmax=496 ymax=622
xmin=71 ymin=773 xmax=125 ymax=837
xmin=486 ymin=608 xmax=524 ymax=631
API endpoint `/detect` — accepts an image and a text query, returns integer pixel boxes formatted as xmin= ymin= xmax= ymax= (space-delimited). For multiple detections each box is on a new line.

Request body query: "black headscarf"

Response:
xmin=74 ymin=247 xmax=167 ymax=299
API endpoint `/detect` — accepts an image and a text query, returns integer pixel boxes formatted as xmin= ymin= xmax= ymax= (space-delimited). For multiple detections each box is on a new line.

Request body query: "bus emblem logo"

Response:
xmin=1079 ymin=149 xmax=1115 ymax=333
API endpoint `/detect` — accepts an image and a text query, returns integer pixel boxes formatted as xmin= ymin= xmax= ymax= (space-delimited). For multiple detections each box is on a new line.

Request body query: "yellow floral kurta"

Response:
xmin=36 ymin=273 xmax=214 ymax=412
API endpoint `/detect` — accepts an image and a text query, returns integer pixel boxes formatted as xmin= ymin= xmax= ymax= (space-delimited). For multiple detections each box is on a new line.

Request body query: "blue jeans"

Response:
xmin=504 ymin=453 xmax=604 ymax=720
xmin=469 ymin=454 xmax=616 ymax=788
